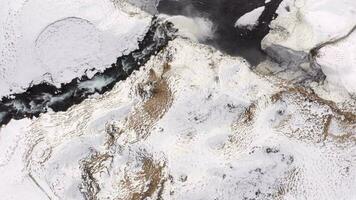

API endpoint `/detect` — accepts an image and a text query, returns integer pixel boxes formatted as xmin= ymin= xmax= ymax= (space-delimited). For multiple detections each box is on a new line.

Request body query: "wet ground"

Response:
xmin=158 ymin=0 xmax=283 ymax=66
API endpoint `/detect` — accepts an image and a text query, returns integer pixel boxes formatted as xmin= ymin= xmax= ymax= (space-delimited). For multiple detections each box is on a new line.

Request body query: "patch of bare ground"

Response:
xmin=241 ymin=103 xmax=257 ymax=124
xmin=271 ymin=87 xmax=356 ymax=144
xmin=118 ymin=155 xmax=167 ymax=200
xmin=228 ymin=102 xmax=258 ymax=152
xmin=80 ymin=152 xmax=113 ymax=200
xmin=127 ymin=63 xmax=173 ymax=139
xmin=271 ymin=87 xmax=356 ymax=123
xmin=104 ymin=123 xmax=124 ymax=149
xmin=78 ymin=64 xmax=172 ymax=199
xmin=231 ymin=102 xmax=257 ymax=133
xmin=323 ymin=117 xmax=356 ymax=145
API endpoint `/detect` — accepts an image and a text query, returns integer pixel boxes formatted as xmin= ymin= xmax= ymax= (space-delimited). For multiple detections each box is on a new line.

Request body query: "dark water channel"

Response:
xmin=158 ymin=0 xmax=283 ymax=66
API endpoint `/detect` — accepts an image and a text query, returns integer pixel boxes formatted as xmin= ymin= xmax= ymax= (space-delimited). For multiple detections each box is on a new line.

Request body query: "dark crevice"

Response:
xmin=310 ymin=24 xmax=356 ymax=62
xmin=0 ymin=18 xmax=176 ymax=126
xmin=306 ymin=25 xmax=356 ymax=85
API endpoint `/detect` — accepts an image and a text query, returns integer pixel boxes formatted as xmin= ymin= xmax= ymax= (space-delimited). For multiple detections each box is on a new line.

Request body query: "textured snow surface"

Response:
xmin=262 ymin=0 xmax=356 ymax=52
xmin=262 ymin=0 xmax=356 ymax=96
xmin=1 ymin=38 xmax=355 ymax=200
xmin=0 ymin=0 xmax=151 ymax=97
xmin=234 ymin=6 xmax=265 ymax=30
xmin=316 ymin=29 xmax=356 ymax=95
xmin=0 ymin=0 xmax=356 ymax=199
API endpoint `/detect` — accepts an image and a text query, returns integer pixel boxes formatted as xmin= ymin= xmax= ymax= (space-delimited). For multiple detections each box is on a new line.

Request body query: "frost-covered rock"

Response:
xmin=0 ymin=0 xmax=152 ymax=97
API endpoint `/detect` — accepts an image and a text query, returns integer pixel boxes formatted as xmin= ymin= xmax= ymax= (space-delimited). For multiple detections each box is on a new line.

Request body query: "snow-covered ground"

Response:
xmin=262 ymin=0 xmax=356 ymax=95
xmin=316 ymin=28 xmax=356 ymax=96
xmin=0 ymin=0 xmax=356 ymax=199
xmin=0 ymin=0 xmax=152 ymax=97
xmin=263 ymin=0 xmax=356 ymax=52
xmin=1 ymin=37 xmax=355 ymax=199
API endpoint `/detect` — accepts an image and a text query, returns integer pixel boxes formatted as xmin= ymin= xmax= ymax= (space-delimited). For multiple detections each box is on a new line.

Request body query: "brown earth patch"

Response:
xmin=271 ymin=87 xmax=356 ymax=143
xmin=127 ymin=64 xmax=173 ymax=139
xmin=271 ymin=87 xmax=356 ymax=123
xmin=80 ymin=152 xmax=113 ymax=200
xmin=119 ymin=156 xmax=167 ymax=200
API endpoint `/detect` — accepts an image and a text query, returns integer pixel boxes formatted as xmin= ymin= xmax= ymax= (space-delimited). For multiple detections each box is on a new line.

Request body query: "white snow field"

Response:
xmin=0 ymin=37 xmax=355 ymax=199
xmin=262 ymin=0 xmax=356 ymax=95
xmin=0 ymin=0 xmax=152 ymax=97
xmin=234 ymin=6 xmax=265 ymax=30
xmin=316 ymin=29 xmax=356 ymax=96
xmin=0 ymin=0 xmax=356 ymax=199
xmin=263 ymin=0 xmax=356 ymax=52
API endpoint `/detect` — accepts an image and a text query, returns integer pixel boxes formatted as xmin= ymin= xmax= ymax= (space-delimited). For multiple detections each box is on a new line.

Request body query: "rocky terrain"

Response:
xmin=0 ymin=0 xmax=355 ymax=199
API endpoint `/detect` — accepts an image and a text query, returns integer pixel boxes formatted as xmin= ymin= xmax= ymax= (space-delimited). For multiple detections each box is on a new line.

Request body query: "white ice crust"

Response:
xmin=262 ymin=0 xmax=356 ymax=52
xmin=316 ymin=29 xmax=356 ymax=95
xmin=262 ymin=0 xmax=356 ymax=94
xmin=234 ymin=6 xmax=265 ymax=30
xmin=0 ymin=0 xmax=152 ymax=97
